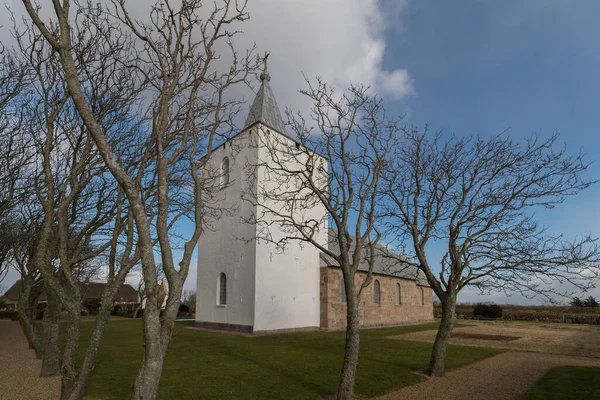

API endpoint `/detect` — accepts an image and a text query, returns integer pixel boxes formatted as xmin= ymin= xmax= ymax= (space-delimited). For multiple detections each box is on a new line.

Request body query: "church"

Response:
xmin=195 ymin=63 xmax=433 ymax=334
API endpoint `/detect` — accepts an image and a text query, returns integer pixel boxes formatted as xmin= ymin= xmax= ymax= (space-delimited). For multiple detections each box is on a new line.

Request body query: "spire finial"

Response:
xmin=244 ymin=51 xmax=286 ymax=134
xmin=260 ymin=52 xmax=271 ymax=82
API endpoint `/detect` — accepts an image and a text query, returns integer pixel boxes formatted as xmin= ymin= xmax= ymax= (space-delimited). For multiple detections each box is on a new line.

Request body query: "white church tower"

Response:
xmin=195 ymin=59 xmax=328 ymax=333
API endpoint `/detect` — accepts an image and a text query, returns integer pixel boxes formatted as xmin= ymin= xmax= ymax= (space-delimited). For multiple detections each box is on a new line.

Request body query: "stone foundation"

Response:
xmin=195 ymin=321 xmax=254 ymax=333
xmin=320 ymin=267 xmax=434 ymax=330
xmin=194 ymin=321 xmax=320 ymax=335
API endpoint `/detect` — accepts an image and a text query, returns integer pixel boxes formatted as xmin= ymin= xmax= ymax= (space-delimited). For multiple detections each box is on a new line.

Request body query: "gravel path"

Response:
xmin=0 ymin=320 xmax=60 ymax=400
xmin=376 ymin=351 xmax=600 ymax=400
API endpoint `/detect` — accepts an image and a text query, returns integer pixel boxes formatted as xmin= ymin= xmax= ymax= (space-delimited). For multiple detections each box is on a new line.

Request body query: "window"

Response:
xmin=420 ymin=287 xmax=425 ymax=306
xmin=221 ymin=157 xmax=230 ymax=187
xmin=341 ymin=278 xmax=347 ymax=303
xmin=395 ymin=283 xmax=401 ymax=305
xmin=373 ymin=280 xmax=380 ymax=304
xmin=217 ymin=273 xmax=227 ymax=305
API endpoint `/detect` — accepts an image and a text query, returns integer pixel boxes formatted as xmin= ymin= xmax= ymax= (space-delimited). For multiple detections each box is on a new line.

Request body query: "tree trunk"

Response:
xmin=132 ymin=301 xmax=142 ymax=319
xmin=17 ymin=279 xmax=42 ymax=358
xmin=337 ymin=289 xmax=361 ymax=400
xmin=426 ymin=295 xmax=457 ymax=377
xmin=130 ymin=307 xmax=166 ymax=400
xmin=60 ymin=306 xmax=81 ymax=400
xmin=41 ymin=289 xmax=61 ymax=376
xmin=130 ymin=277 xmax=183 ymax=400
xmin=58 ymin=280 xmax=129 ymax=400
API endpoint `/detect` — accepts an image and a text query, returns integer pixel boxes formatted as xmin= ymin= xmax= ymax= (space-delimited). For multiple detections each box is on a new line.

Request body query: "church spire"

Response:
xmin=244 ymin=53 xmax=287 ymax=134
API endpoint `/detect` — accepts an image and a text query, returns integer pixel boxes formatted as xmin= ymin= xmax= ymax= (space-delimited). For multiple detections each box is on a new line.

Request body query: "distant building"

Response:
xmin=0 ymin=280 xmax=139 ymax=310
xmin=195 ymin=62 xmax=433 ymax=334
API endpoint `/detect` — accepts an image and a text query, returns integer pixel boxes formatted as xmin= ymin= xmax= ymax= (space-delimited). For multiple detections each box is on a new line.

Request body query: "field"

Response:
xmin=392 ymin=319 xmax=600 ymax=357
xmin=443 ymin=303 xmax=600 ymax=323
xmin=51 ymin=320 xmax=501 ymax=399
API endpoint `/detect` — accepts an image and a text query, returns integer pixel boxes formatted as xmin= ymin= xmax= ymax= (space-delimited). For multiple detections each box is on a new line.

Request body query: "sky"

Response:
xmin=2 ymin=0 xmax=600 ymax=304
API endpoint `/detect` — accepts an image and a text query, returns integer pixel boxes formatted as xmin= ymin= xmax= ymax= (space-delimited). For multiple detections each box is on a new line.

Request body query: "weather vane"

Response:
xmin=262 ymin=51 xmax=270 ymax=72
xmin=260 ymin=52 xmax=271 ymax=82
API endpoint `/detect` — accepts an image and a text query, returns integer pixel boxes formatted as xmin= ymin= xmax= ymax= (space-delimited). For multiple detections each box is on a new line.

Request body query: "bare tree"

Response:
xmin=247 ymin=79 xmax=400 ymax=399
xmin=0 ymin=44 xmax=44 ymax=355
xmin=72 ymin=259 xmax=104 ymax=284
xmin=381 ymin=128 xmax=599 ymax=376
xmin=181 ymin=289 xmax=196 ymax=313
xmin=4 ymin=17 xmax=154 ymax=398
xmin=10 ymin=206 xmax=45 ymax=358
xmin=0 ymin=46 xmax=30 ymax=281
xmin=21 ymin=1 xmax=258 ymax=398
xmin=132 ymin=263 xmax=165 ymax=319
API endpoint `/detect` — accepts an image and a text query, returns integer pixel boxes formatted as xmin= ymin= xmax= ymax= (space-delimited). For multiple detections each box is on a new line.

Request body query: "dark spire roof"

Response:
xmin=244 ymin=54 xmax=287 ymax=134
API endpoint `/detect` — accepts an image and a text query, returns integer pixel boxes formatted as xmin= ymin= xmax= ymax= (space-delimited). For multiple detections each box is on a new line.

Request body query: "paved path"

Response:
xmin=376 ymin=351 xmax=600 ymax=400
xmin=0 ymin=320 xmax=60 ymax=400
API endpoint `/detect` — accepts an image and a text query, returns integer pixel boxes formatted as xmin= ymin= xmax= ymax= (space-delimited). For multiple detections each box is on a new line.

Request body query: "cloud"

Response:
xmin=119 ymin=263 xmax=197 ymax=293
xmin=378 ymin=69 xmax=413 ymax=99
xmin=234 ymin=0 xmax=412 ymax=106
xmin=1 ymin=0 xmax=412 ymax=113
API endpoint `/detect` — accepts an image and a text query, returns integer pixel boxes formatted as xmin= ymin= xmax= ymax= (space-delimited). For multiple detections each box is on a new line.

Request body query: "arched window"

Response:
xmin=395 ymin=283 xmax=401 ymax=305
xmin=341 ymin=278 xmax=347 ymax=303
xmin=373 ymin=280 xmax=380 ymax=304
xmin=420 ymin=287 xmax=425 ymax=306
xmin=221 ymin=157 xmax=230 ymax=187
xmin=217 ymin=273 xmax=227 ymax=305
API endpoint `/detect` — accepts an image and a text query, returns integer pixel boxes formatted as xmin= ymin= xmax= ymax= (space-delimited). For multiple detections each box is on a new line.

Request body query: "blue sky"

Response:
xmin=387 ymin=0 xmax=600 ymax=229
xmin=386 ymin=0 xmax=600 ymax=151
xmin=2 ymin=0 xmax=599 ymax=305
xmin=379 ymin=0 xmax=600 ymax=303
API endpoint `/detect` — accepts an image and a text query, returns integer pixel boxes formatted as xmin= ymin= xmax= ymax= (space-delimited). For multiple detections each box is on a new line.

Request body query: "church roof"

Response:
xmin=320 ymin=229 xmax=429 ymax=286
xmin=244 ymin=66 xmax=287 ymax=135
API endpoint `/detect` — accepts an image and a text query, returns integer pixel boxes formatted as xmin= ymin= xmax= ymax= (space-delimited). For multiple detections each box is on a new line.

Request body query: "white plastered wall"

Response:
xmin=195 ymin=130 xmax=258 ymax=328
xmin=253 ymin=124 xmax=328 ymax=331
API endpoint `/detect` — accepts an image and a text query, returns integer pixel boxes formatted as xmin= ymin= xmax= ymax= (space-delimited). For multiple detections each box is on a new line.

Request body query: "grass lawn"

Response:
xmin=49 ymin=320 xmax=502 ymax=399
xmin=523 ymin=366 xmax=600 ymax=400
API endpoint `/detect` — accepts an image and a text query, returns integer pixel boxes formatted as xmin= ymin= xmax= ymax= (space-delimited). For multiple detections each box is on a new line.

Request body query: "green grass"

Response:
xmin=45 ymin=320 xmax=502 ymax=399
xmin=523 ymin=366 xmax=600 ymax=400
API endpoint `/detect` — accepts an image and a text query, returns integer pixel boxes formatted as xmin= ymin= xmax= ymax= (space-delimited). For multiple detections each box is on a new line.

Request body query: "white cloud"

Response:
xmin=1 ymin=0 xmax=412 ymax=117
xmin=235 ymin=0 xmax=412 ymax=106
xmin=125 ymin=270 xmax=142 ymax=289
xmin=1 ymin=0 xmax=412 ymax=114
xmin=378 ymin=69 xmax=413 ymax=99
xmin=119 ymin=262 xmax=197 ymax=293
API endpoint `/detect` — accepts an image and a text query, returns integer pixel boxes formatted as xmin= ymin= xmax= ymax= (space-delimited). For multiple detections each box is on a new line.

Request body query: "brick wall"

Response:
xmin=320 ymin=267 xmax=434 ymax=329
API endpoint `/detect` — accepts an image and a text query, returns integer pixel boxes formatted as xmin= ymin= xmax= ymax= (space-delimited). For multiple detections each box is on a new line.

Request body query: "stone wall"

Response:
xmin=320 ymin=267 xmax=434 ymax=329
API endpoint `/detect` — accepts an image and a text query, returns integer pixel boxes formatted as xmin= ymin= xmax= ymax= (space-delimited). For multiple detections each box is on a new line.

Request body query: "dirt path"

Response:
xmin=376 ymin=351 xmax=600 ymax=400
xmin=0 ymin=320 xmax=60 ymax=400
